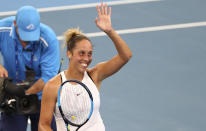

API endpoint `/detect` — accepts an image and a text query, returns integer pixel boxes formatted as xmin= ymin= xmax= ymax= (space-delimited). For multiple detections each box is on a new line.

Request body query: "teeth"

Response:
xmin=81 ymin=63 xmax=87 ymax=67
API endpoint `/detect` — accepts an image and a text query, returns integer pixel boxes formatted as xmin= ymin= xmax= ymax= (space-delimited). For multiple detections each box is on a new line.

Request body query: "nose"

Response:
xmin=83 ymin=55 xmax=89 ymax=61
xmin=82 ymin=53 xmax=92 ymax=62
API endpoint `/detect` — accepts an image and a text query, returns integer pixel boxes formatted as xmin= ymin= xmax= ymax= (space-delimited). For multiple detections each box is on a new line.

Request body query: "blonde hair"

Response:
xmin=64 ymin=28 xmax=91 ymax=51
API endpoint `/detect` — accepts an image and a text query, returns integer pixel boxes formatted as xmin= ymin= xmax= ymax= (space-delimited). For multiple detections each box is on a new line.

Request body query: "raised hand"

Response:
xmin=95 ymin=3 xmax=113 ymax=33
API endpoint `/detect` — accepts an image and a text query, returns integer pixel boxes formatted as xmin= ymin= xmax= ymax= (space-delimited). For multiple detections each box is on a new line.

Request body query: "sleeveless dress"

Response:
xmin=54 ymin=71 xmax=105 ymax=131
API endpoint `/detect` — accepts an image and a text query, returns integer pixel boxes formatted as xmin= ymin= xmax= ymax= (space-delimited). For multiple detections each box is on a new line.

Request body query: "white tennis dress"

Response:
xmin=54 ymin=71 xmax=105 ymax=131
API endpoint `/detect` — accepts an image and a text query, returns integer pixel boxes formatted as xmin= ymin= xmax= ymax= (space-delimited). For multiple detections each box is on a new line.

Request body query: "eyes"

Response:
xmin=78 ymin=50 xmax=93 ymax=57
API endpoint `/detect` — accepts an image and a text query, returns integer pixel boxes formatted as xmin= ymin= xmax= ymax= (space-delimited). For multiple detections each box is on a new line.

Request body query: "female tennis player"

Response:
xmin=38 ymin=3 xmax=132 ymax=131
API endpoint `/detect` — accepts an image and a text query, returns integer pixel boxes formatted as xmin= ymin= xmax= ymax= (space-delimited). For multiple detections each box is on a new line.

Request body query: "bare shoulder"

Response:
xmin=87 ymin=62 xmax=106 ymax=90
xmin=88 ymin=62 xmax=107 ymax=78
xmin=87 ymin=62 xmax=106 ymax=74
xmin=43 ymin=74 xmax=62 ymax=96
xmin=87 ymin=66 xmax=98 ymax=81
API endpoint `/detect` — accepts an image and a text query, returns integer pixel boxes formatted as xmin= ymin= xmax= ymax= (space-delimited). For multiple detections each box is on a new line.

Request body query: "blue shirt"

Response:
xmin=0 ymin=16 xmax=60 ymax=99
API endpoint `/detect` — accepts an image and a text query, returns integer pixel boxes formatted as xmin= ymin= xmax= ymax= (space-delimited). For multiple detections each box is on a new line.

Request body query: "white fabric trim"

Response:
xmin=40 ymin=37 xmax=48 ymax=47
xmin=60 ymin=71 xmax=67 ymax=83
xmin=0 ymin=27 xmax=12 ymax=33
xmin=0 ymin=27 xmax=12 ymax=30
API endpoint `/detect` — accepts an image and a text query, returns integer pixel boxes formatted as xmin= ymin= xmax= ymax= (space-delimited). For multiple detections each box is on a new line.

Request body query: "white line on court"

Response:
xmin=57 ymin=21 xmax=206 ymax=40
xmin=0 ymin=0 xmax=161 ymax=17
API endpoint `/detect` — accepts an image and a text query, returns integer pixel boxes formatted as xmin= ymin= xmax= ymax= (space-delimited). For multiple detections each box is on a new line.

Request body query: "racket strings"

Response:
xmin=60 ymin=82 xmax=91 ymax=125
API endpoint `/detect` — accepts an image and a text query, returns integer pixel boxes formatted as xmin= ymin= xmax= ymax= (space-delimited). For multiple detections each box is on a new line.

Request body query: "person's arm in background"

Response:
xmin=26 ymin=37 xmax=60 ymax=95
xmin=25 ymin=78 xmax=45 ymax=94
xmin=0 ymin=18 xmax=9 ymax=78
xmin=0 ymin=64 xmax=8 ymax=77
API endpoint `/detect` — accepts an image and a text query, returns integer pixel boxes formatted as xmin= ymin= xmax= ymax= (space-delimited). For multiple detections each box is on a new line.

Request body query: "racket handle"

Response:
xmin=67 ymin=124 xmax=70 ymax=131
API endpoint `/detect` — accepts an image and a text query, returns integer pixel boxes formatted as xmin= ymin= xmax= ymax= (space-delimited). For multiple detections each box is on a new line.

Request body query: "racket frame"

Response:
xmin=57 ymin=79 xmax=94 ymax=130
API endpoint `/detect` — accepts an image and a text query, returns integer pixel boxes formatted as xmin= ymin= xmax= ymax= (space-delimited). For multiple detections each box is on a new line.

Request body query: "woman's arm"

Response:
xmin=38 ymin=77 xmax=60 ymax=131
xmin=92 ymin=3 xmax=132 ymax=85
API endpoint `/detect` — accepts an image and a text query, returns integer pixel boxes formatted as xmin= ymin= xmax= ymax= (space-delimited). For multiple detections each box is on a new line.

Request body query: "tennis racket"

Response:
xmin=57 ymin=79 xmax=94 ymax=131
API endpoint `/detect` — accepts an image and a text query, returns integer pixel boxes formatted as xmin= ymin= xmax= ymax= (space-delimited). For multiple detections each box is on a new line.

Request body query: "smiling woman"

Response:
xmin=38 ymin=3 xmax=132 ymax=131
xmin=64 ymin=28 xmax=93 ymax=73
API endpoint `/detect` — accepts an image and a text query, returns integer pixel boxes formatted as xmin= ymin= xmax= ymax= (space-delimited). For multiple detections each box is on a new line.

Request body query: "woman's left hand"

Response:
xmin=95 ymin=3 xmax=113 ymax=33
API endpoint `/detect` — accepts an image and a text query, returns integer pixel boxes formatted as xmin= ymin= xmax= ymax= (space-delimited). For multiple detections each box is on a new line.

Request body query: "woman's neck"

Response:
xmin=65 ymin=68 xmax=84 ymax=81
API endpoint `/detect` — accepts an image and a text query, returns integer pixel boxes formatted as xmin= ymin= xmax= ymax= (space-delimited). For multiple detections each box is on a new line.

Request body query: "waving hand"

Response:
xmin=95 ymin=3 xmax=112 ymax=33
